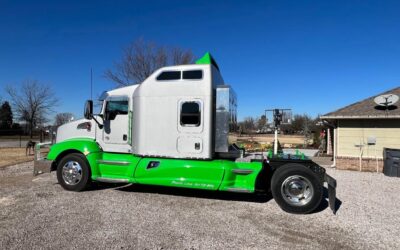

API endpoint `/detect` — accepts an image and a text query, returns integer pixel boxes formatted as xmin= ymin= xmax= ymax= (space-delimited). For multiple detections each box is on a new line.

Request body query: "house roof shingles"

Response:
xmin=321 ymin=87 xmax=400 ymax=119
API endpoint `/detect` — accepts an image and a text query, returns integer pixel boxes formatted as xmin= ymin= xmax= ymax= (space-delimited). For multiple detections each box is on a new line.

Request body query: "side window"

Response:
xmin=183 ymin=70 xmax=203 ymax=80
xmin=180 ymin=102 xmax=201 ymax=126
xmin=156 ymin=71 xmax=181 ymax=81
xmin=105 ymin=99 xmax=128 ymax=120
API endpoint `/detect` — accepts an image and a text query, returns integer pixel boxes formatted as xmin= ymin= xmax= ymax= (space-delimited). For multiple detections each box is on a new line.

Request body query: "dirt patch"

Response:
xmin=0 ymin=196 xmax=15 ymax=206
xmin=0 ymin=173 xmax=34 ymax=188
xmin=0 ymin=148 xmax=48 ymax=168
xmin=230 ymin=134 xmax=306 ymax=146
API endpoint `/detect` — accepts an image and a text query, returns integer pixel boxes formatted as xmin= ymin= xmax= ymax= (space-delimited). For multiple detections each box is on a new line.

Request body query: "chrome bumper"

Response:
xmin=33 ymin=159 xmax=53 ymax=176
xmin=33 ymin=141 xmax=53 ymax=176
xmin=324 ymin=174 xmax=337 ymax=214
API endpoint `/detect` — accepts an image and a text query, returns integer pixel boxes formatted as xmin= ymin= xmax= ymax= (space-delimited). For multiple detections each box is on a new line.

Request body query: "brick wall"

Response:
xmin=336 ymin=156 xmax=384 ymax=172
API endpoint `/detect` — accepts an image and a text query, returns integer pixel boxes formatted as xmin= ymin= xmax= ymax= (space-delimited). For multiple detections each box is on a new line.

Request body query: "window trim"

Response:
xmin=156 ymin=70 xmax=182 ymax=81
xmin=103 ymin=96 xmax=129 ymax=119
xmin=180 ymin=101 xmax=202 ymax=127
xmin=182 ymin=70 xmax=203 ymax=80
xmin=156 ymin=69 xmax=204 ymax=82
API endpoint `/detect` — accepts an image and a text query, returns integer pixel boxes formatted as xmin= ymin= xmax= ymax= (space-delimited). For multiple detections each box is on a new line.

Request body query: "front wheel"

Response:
xmin=57 ymin=153 xmax=91 ymax=191
xmin=271 ymin=164 xmax=323 ymax=214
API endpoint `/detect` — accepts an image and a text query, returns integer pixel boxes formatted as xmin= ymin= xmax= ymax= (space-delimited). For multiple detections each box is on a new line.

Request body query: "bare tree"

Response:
xmin=105 ymin=39 xmax=194 ymax=87
xmin=6 ymin=80 xmax=59 ymax=138
xmin=238 ymin=117 xmax=256 ymax=133
xmin=54 ymin=112 xmax=74 ymax=127
xmin=171 ymin=47 xmax=194 ymax=65
xmin=256 ymin=115 xmax=268 ymax=130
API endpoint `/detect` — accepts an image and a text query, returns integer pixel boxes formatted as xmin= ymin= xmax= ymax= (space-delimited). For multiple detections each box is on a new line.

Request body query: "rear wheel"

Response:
xmin=271 ymin=163 xmax=322 ymax=214
xmin=57 ymin=153 xmax=91 ymax=191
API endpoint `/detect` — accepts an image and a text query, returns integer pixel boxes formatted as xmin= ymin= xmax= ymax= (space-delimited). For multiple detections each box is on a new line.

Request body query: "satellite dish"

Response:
xmin=374 ymin=94 xmax=399 ymax=107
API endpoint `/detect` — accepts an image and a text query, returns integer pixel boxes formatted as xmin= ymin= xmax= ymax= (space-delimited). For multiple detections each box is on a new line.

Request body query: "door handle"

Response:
xmin=146 ymin=161 xmax=160 ymax=169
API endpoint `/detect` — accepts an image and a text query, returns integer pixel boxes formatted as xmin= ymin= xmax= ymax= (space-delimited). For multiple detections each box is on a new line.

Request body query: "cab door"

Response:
xmin=102 ymin=96 xmax=131 ymax=153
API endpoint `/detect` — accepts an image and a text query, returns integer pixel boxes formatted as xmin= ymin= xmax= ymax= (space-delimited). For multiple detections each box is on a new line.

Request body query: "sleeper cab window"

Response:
xmin=156 ymin=71 xmax=181 ymax=81
xmin=180 ymin=102 xmax=201 ymax=127
xmin=105 ymin=98 xmax=128 ymax=120
xmin=182 ymin=70 xmax=203 ymax=80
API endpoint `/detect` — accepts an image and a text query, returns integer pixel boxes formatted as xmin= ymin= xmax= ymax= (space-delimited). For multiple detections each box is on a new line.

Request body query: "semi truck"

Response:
xmin=34 ymin=52 xmax=337 ymax=214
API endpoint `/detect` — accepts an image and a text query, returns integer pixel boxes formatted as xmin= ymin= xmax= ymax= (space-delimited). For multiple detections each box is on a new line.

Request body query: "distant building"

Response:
xmin=321 ymin=87 xmax=400 ymax=172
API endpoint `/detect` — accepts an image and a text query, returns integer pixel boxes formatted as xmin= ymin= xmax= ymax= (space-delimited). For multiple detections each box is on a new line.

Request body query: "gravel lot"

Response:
xmin=1 ymin=162 xmax=400 ymax=249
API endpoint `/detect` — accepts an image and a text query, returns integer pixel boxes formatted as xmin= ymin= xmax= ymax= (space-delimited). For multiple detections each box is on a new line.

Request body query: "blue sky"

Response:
xmin=0 ymin=0 xmax=399 ymax=122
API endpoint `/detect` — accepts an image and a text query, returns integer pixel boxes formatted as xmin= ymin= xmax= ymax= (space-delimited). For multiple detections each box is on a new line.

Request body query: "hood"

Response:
xmin=56 ymin=118 xmax=96 ymax=143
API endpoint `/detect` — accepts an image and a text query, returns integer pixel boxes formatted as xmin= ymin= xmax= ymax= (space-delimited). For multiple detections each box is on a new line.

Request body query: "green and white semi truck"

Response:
xmin=34 ymin=53 xmax=337 ymax=214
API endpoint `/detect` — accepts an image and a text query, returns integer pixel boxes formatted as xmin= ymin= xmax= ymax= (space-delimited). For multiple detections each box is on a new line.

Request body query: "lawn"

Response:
xmin=0 ymin=147 xmax=48 ymax=168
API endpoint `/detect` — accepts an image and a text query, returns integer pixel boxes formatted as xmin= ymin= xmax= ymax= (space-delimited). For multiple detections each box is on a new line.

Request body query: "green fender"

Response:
xmin=46 ymin=138 xmax=103 ymax=177
xmin=47 ymin=138 xmax=102 ymax=161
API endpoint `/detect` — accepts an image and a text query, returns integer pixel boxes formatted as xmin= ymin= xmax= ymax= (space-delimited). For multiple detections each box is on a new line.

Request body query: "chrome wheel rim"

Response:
xmin=62 ymin=161 xmax=83 ymax=185
xmin=281 ymin=175 xmax=314 ymax=206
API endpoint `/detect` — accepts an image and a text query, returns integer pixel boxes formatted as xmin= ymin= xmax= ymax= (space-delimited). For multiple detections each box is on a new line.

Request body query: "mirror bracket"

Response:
xmin=84 ymin=100 xmax=103 ymax=129
xmin=92 ymin=116 xmax=103 ymax=129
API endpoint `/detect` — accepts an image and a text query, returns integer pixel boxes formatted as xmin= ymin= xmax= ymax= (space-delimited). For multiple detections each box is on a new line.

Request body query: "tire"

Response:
xmin=271 ymin=163 xmax=322 ymax=214
xmin=57 ymin=153 xmax=91 ymax=191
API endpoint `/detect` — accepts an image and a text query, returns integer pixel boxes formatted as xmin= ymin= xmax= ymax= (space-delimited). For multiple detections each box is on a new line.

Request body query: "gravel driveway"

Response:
xmin=1 ymin=162 xmax=400 ymax=249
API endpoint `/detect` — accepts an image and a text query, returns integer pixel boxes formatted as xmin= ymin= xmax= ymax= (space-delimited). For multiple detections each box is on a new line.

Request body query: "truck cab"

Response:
xmin=35 ymin=53 xmax=337 ymax=214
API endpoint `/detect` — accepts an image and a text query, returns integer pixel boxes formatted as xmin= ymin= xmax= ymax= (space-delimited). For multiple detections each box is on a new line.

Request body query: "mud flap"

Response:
xmin=324 ymin=174 xmax=337 ymax=214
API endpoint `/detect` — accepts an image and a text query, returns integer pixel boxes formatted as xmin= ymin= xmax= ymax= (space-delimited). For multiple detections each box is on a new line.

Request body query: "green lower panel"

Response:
xmin=218 ymin=161 xmax=263 ymax=192
xmin=87 ymin=152 xmax=140 ymax=182
xmin=85 ymin=151 xmax=263 ymax=192
xmin=134 ymin=158 xmax=225 ymax=190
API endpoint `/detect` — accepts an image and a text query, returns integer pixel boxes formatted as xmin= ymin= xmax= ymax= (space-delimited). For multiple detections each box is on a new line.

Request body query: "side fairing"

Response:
xmin=218 ymin=161 xmax=263 ymax=192
xmin=134 ymin=158 xmax=225 ymax=190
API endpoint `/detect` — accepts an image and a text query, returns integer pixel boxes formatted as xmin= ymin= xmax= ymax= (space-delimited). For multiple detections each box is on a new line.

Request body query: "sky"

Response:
xmin=0 ymin=0 xmax=399 ymax=122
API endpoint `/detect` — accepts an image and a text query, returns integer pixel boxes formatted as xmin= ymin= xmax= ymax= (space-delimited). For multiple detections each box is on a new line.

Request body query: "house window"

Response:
xmin=180 ymin=102 xmax=201 ymax=126
xmin=156 ymin=71 xmax=181 ymax=80
xmin=183 ymin=70 xmax=203 ymax=80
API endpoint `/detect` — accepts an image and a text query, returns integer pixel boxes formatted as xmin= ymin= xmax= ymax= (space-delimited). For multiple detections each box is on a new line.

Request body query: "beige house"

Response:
xmin=321 ymin=87 xmax=400 ymax=172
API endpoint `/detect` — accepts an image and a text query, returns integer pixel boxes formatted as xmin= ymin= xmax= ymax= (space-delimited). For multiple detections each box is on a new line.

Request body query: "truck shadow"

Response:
xmin=93 ymin=183 xmax=341 ymax=213
xmin=115 ymin=183 xmax=273 ymax=203
xmin=83 ymin=182 xmax=340 ymax=213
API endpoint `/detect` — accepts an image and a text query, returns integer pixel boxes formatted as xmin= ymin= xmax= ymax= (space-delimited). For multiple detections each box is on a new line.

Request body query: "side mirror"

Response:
xmin=84 ymin=100 xmax=93 ymax=120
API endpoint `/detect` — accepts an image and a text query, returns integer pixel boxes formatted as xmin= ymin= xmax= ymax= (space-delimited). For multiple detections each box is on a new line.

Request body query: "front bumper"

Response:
xmin=33 ymin=159 xmax=53 ymax=176
xmin=324 ymin=174 xmax=337 ymax=214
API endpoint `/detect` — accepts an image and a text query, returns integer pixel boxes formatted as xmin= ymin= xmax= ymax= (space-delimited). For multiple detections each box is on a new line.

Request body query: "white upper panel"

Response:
xmin=131 ymin=64 xmax=223 ymax=159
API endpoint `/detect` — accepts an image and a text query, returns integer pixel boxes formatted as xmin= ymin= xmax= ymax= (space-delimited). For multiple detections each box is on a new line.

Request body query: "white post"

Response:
xmin=327 ymin=128 xmax=332 ymax=155
xmin=331 ymin=127 xmax=337 ymax=168
xmin=274 ymin=128 xmax=278 ymax=155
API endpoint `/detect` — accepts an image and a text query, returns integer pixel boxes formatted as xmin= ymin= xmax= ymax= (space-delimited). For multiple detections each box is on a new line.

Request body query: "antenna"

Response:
xmin=90 ymin=68 xmax=93 ymax=100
